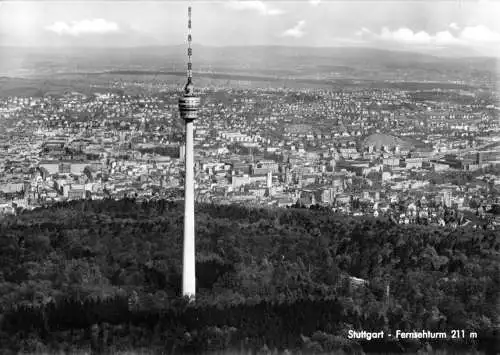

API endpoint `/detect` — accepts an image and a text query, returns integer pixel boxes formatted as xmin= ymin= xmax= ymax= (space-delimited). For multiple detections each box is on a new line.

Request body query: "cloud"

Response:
xmin=380 ymin=27 xmax=433 ymax=44
xmin=449 ymin=22 xmax=460 ymax=31
xmin=460 ymin=25 xmax=500 ymax=42
xmin=355 ymin=27 xmax=371 ymax=37
xmin=283 ymin=20 xmax=306 ymax=38
xmin=309 ymin=0 xmax=322 ymax=6
xmin=435 ymin=30 xmax=457 ymax=44
xmin=357 ymin=25 xmax=500 ymax=46
xmin=226 ymin=0 xmax=284 ymax=16
xmin=45 ymin=19 xmax=120 ymax=36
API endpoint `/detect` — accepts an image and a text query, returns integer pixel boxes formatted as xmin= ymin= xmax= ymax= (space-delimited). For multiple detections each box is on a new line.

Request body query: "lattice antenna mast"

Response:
xmin=185 ymin=6 xmax=194 ymax=94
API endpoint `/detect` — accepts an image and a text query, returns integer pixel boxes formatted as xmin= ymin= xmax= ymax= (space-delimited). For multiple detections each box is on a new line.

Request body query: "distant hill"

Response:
xmin=0 ymin=45 xmax=497 ymax=86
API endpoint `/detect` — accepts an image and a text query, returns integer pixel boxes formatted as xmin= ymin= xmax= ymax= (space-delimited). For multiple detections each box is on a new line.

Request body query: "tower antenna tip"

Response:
xmin=184 ymin=5 xmax=194 ymax=95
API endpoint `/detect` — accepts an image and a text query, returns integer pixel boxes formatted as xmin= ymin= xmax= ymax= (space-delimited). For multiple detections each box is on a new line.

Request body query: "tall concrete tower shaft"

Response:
xmin=178 ymin=6 xmax=200 ymax=299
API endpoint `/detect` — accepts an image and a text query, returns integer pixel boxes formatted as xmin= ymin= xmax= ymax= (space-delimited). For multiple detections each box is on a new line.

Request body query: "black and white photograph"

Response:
xmin=0 ymin=0 xmax=499 ymax=354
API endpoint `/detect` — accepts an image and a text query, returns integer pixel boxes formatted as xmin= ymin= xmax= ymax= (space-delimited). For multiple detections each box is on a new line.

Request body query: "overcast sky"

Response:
xmin=1 ymin=0 xmax=499 ymax=57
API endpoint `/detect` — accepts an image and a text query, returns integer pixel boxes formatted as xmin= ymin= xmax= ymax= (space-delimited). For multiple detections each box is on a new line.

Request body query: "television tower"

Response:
xmin=178 ymin=6 xmax=200 ymax=299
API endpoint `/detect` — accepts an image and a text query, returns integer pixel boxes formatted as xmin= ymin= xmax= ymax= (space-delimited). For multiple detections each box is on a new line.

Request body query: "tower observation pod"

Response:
xmin=178 ymin=6 xmax=200 ymax=299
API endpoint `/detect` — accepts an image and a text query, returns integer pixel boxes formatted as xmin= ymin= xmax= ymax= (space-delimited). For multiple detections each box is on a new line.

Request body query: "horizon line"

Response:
xmin=1 ymin=44 xmax=497 ymax=59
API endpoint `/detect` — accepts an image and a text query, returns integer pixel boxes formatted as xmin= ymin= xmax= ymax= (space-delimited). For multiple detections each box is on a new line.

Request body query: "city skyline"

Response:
xmin=1 ymin=1 xmax=499 ymax=57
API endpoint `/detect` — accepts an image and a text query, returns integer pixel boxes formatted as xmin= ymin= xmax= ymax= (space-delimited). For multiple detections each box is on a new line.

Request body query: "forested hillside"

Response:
xmin=0 ymin=199 xmax=498 ymax=354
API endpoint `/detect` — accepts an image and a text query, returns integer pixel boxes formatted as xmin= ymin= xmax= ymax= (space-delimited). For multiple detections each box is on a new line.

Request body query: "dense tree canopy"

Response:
xmin=0 ymin=199 xmax=498 ymax=354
